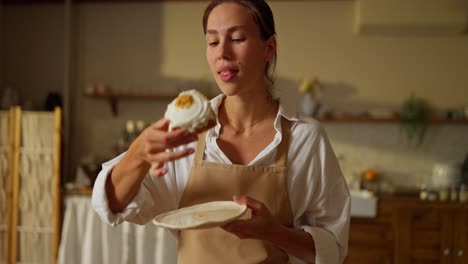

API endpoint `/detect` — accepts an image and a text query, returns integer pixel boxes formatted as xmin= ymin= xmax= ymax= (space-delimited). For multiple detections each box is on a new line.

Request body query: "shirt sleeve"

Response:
xmin=291 ymin=123 xmax=351 ymax=264
xmin=299 ymin=179 xmax=350 ymax=264
xmin=91 ymin=152 xmax=177 ymax=226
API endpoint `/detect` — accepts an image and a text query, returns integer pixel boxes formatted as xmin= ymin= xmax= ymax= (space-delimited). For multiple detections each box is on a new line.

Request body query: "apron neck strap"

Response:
xmin=193 ymin=117 xmax=292 ymax=166
xmin=194 ymin=130 xmax=208 ymax=162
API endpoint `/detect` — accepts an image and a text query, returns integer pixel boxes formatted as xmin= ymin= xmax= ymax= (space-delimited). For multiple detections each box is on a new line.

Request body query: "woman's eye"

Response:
xmin=209 ymin=41 xmax=219 ymax=46
xmin=232 ymin=38 xmax=245 ymax=43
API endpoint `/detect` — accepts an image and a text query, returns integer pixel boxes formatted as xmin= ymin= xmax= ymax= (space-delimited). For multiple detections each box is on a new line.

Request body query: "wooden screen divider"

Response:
xmin=0 ymin=109 xmax=17 ymax=264
xmin=6 ymin=107 xmax=62 ymax=264
xmin=52 ymin=107 xmax=62 ymax=264
xmin=8 ymin=107 xmax=21 ymax=264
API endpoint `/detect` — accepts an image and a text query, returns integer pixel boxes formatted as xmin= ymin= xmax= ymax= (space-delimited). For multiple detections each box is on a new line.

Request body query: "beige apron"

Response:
xmin=177 ymin=118 xmax=293 ymax=264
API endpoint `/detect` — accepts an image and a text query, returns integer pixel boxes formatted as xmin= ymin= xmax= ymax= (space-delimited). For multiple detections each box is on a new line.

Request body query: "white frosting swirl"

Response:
xmin=164 ymin=89 xmax=215 ymax=132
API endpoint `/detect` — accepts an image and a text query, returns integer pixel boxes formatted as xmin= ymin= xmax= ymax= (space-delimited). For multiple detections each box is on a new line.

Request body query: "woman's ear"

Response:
xmin=265 ymin=36 xmax=277 ymax=62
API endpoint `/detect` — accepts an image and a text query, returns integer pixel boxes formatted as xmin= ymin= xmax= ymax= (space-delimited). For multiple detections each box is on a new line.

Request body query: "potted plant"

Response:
xmin=398 ymin=94 xmax=431 ymax=147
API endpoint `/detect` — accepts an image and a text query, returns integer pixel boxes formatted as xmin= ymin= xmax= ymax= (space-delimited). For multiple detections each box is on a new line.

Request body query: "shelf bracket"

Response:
xmin=109 ymin=97 xmax=118 ymax=116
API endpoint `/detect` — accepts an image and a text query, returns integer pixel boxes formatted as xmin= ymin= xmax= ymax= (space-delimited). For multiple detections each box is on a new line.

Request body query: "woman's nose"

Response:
xmin=217 ymin=41 xmax=232 ymax=60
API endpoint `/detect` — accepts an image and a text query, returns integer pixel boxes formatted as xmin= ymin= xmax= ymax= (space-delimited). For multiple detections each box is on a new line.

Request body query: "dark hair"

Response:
xmin=203 ymin=0 xmax=277 ymax=86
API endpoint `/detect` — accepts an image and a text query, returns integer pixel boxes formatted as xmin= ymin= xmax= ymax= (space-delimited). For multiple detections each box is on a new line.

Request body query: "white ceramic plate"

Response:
xmin=153 ymin=201 xmax=247 ymax=230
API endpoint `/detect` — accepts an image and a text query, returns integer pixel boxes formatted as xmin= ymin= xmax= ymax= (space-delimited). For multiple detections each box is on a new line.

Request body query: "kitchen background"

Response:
xmin=1 ymin=0 xmax=468 ymax=263
xmin=2 ymin=0 xmax=467 ymax=189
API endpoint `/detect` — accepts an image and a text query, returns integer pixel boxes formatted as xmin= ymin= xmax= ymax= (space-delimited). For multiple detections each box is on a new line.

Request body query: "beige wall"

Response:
xmin=2 ymin=1 xmax=467 ymax=184
xmin=2 ymin=4 xmax=64 ymax=109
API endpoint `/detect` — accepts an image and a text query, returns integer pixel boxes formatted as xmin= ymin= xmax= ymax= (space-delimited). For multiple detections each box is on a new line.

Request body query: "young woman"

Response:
xmin=92 ymin=1 xmax=350 ymax=263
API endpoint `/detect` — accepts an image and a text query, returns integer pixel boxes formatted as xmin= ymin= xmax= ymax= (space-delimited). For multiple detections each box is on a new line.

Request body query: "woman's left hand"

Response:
xmin=222 ymin=195 xmax=281 ymax=241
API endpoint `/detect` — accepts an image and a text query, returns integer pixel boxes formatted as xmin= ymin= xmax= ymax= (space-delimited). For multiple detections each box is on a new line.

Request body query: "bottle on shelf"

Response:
xmin=438 ymin=187 xmax=449 ymax=202
xmin=125 ymin=120 xmax=137 ymax=144
xmin=462 ymin=153 xmax=468 ymax=184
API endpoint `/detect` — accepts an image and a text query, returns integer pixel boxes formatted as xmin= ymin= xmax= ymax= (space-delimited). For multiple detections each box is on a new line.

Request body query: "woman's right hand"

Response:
xmin=131 ymin=118 xmax=198 ymax=177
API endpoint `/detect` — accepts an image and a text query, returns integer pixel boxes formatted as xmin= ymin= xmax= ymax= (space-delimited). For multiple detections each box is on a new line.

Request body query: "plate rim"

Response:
xmin=152 ymin=201 xmax=247 ymax=230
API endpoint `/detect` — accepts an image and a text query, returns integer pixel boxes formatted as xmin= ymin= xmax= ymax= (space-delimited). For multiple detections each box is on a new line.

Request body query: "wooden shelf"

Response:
xmin=83 ymin=90 xmax=219 ymax=116
xmin=83 ymin=91 xmax=159 ymax=116
xmin=83 ymin=90 xmax=468 ymax=124
xmin=314 ymin=116 xmax=468 ymax=124
xmin=84 ymin=90 xmax=179 ymax=100
xmin=3 ymin=0 xmax=207 ymax=4
xmin=84 ymin=90 xmax=177 ymax=116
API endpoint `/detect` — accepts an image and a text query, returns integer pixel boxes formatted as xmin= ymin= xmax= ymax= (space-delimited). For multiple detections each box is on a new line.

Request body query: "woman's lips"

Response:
xmin=218 ymin=67 xmax=238 ymax=82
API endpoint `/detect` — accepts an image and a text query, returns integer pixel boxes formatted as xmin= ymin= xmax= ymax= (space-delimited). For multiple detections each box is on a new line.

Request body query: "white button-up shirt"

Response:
xmin=92 ymin=94 xmax=350 ymax=264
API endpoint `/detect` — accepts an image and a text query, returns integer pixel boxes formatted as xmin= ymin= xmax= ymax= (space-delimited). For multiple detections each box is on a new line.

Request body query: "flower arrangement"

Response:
xmin=298 ymin=77 xmax=323 ymax=115
xmin=299 ymin=77 xmax=321 ymax=95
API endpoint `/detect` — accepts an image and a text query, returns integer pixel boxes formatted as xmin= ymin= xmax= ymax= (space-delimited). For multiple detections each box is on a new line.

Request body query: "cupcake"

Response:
xmin=164 ymin=89 xmax=216 ymax=133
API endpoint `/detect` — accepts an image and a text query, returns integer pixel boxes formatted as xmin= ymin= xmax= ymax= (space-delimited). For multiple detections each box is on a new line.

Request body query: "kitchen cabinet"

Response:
xmin=346 ymin=199 xmax=395 ymax=264
xmin=453 ymin=209 xmax=468 ymax=264
xmin=345 ymin=197 xmax=468 ymax=264
xmin=394 ymin=203 xmax=468 ymax=264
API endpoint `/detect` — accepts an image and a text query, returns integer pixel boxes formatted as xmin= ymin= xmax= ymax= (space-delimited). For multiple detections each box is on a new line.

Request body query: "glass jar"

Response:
xmin=439 ymin=187 xmax=449 ymax=202
xmin=450 ymin=185 xmax=458 ymax=202
xmin=459 ymin=184 xmax=468 ymax=203
xmin=419 ymin=185 xmax=428 ymax=201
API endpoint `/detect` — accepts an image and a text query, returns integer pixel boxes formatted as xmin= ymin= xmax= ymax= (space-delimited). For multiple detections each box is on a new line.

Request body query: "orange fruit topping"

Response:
xmin=175 ymin=94 xmax=194 ymax=109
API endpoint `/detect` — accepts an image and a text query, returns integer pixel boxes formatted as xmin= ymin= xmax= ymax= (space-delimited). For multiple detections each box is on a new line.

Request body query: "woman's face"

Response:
xmin=205 ymin=3 xmax=275 ymax=96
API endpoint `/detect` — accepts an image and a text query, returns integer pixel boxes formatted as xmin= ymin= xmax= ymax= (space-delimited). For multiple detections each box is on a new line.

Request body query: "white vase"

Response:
xmin=300 ymin=93 xmax=316 ymax=115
